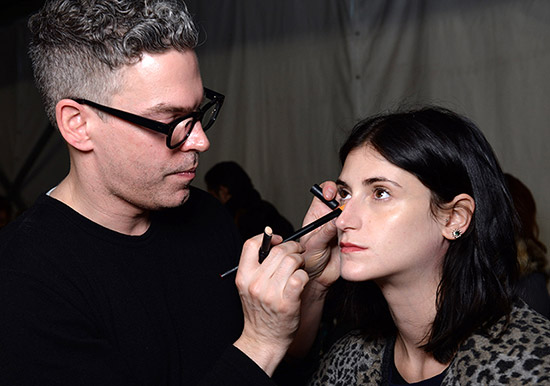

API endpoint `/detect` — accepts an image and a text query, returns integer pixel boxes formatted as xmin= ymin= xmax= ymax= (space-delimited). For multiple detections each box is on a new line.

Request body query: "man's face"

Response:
xmin=90 ymin=49 xmax=209 ymax=210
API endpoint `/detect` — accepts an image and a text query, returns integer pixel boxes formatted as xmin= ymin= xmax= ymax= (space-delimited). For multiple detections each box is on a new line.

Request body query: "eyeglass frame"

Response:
xmin=71 ymin=87 xmax=225 ymax=149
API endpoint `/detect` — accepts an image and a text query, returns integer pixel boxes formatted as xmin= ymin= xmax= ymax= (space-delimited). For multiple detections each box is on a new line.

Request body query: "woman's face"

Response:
xmin=335 ymin=146 xmax=449 ymax=285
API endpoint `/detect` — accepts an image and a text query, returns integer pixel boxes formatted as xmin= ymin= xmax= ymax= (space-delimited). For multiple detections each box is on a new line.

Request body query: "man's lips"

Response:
xmin=169 ymin=167 xmax=197 ymax=178
xmin=339 ymin=242 xmax=366 ymax=253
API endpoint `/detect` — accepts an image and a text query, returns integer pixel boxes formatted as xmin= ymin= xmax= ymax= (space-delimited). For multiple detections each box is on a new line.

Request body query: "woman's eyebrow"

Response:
xmin=335 ymin=179 xmax=348 ymax=188
xmin=336 ymin=176 xmax=402 ymax=189
xmin=363 ymin=176 xmax=402 ymax=188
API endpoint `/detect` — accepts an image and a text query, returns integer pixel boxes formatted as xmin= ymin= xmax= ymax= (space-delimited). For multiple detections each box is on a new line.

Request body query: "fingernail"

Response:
xmin=325 ymin=186 xmax=335 ymax=198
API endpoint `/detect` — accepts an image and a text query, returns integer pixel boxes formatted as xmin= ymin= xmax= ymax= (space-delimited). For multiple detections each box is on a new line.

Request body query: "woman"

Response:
xmin=505 ymin=173 xmax=550 ymax=318
xmin=307 ymin=106 xmax=550 ymax=385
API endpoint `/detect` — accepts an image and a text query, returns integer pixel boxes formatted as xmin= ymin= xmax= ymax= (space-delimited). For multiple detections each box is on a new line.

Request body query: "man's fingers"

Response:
xmin=283 ymin=269 xmax=309 ymax=301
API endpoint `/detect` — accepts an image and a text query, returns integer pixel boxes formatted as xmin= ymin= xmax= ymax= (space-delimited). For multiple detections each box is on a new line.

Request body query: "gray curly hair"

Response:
xmin=28 ymin=0 xmax=199 ymax=127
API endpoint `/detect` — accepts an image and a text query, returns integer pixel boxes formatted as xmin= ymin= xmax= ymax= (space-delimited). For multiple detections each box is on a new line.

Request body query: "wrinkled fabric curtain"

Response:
xmin=1 ymin=0 xmax=549 ymax=250
xmin=188 ymin=0 xmax=550 ymax=248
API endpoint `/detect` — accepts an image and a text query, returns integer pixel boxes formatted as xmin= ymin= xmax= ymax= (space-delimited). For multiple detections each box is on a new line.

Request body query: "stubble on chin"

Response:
xmin=161 ymin=183 xmax=191 ymax=209
xmin=140 ymin=183 xmax=191 ymax=211
xmin=178 ymin=184 xmax=191 ymax=206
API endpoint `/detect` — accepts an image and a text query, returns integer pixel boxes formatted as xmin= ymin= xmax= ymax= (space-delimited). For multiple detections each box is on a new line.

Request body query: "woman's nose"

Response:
xmin=335 ymin=200 xmax=359 ymax=231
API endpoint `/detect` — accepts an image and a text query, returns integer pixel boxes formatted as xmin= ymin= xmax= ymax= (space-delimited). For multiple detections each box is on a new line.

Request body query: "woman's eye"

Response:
xmin=373 ymin=188 xmax=390 ymax=200
xmin=338 ymin=190 xmax=352 ymax=203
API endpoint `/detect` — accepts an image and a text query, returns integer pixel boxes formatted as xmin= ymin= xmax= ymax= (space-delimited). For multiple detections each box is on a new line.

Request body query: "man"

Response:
xmin=0 ymin=0 xmax=336 ymax=384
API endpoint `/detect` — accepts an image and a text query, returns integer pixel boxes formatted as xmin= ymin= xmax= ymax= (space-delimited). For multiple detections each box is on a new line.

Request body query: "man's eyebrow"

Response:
xmin=142 ymin=103 xmax=194 ymax=116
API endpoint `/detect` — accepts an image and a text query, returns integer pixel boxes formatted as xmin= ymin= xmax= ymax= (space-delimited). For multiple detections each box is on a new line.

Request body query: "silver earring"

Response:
xmin=452 ymin=229 xmax=462 ymax=239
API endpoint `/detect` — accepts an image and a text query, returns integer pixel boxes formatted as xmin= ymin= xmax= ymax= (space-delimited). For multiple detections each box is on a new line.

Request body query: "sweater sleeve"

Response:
xmin=199 ymin=345 xmax=277 ymax=386
xmin=0 ymin=270 xmax=138 ymax=385
xmin=0 ymin=269 xmax=276 ymax=386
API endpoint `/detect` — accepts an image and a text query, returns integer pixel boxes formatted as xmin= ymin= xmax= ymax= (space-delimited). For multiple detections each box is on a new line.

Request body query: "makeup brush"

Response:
xmin=220 ymin=204 xmax=344 ymax=278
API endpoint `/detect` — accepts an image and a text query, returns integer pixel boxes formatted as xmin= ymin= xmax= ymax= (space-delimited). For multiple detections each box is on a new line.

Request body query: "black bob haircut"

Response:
xmin=339 ymin=106 xmax=519 ymax=363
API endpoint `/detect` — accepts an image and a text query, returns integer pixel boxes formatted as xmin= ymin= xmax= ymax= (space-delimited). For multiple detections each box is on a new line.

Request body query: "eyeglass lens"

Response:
xmin=169 ymin=102 xmax=218 ymax=148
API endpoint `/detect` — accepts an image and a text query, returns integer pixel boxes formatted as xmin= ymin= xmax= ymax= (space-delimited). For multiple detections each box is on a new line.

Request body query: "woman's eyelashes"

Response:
xmin=373 ymin=187 xmax=390 ymax=200
xmin=337 ymin=186 xmax=391 ymax=204
xmin=337 ymin=188 xmax=352 ymax=204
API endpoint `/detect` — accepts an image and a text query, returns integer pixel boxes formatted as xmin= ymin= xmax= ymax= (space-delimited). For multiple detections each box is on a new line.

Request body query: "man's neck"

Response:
xmin=50 ymin=175 xmax=151 ymax=236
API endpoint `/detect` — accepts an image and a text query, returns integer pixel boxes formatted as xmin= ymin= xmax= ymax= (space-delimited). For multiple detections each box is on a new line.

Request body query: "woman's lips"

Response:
xmin=339 ymin=242 xmax=366 ymax=253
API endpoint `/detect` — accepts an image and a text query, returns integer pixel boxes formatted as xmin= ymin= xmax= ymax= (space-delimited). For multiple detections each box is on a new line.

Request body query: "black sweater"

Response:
xmin=0 ymin=187 xmax=275 ymax=385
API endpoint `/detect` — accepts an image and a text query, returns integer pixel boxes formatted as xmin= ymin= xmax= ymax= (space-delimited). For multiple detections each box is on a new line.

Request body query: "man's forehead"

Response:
xmin=115 ymin=50 xmax=203 ymax=108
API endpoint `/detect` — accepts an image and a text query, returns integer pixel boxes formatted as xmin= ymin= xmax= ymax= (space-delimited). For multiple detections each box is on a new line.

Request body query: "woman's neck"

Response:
xmin=379 ymin=277 xmax=449 ymax=383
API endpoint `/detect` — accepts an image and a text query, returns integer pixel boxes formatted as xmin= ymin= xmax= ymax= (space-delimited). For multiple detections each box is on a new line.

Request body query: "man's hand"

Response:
xmin=284 ymin=181 xmax=342 ymax=360
xmin=299 ymin=181 xmax=340 ymax=288
xmin=234 ymin=234 xmax=309 ymax=376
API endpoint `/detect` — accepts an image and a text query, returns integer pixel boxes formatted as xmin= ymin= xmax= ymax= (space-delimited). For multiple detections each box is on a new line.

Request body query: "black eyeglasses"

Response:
xmin=72 ymin=87 xmax=225 ymax=149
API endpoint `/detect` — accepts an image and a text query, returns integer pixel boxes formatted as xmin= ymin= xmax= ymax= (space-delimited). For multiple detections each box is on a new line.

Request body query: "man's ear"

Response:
xmin=55 ymin=99 xmax=94 ymax=152
xmin=441 ymin=193 xmax=475 ymax=240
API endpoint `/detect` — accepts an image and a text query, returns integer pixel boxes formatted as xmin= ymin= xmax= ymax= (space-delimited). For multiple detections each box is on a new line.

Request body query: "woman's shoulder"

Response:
xmin=331 ymin=330 xmax=389 ymax=357
xmin=471 ymin=300 xmax=550 ymax=345
xmin=450 ymin=300 xmax=550 ymax=384
xmin=503 ymin=299 xmax=550 ymax=342
xmin=308 ymin=330 xmax=389 ymax=385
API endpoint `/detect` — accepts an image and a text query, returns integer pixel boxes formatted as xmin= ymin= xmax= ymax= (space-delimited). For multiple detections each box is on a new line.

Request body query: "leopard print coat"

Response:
xmin=309 ymin=301 xmax=550 ymax=385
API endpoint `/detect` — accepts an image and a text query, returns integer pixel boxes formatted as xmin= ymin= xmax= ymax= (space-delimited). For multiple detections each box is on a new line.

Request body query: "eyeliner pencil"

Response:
xmin=258 ymin=226 xmax=273 ymax=263
xmin=220 ymin=227 xmax=272 ymax=278
xmin=220 ymin=205 xmax=344 ymax=278
xmin=310 ymin=183 xmax=339 ymax=210
xmin=282 ymin=204 xmax=344 ymax=242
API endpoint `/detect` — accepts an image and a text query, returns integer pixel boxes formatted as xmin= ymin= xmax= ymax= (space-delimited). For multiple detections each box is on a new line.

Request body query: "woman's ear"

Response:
xmin=442 ymin=193 xmax=475 ymax=240
xmin=55 ymin=99 xmax=94 ymax=152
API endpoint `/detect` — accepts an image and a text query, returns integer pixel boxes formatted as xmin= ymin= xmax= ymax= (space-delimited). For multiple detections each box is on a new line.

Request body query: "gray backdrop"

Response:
xmin=1 ymin=0 xmax=549 ymax=260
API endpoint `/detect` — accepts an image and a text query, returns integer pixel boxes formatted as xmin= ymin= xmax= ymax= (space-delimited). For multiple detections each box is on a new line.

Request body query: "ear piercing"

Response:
xmin=452 ymin=229 xmax=462 ymax=239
